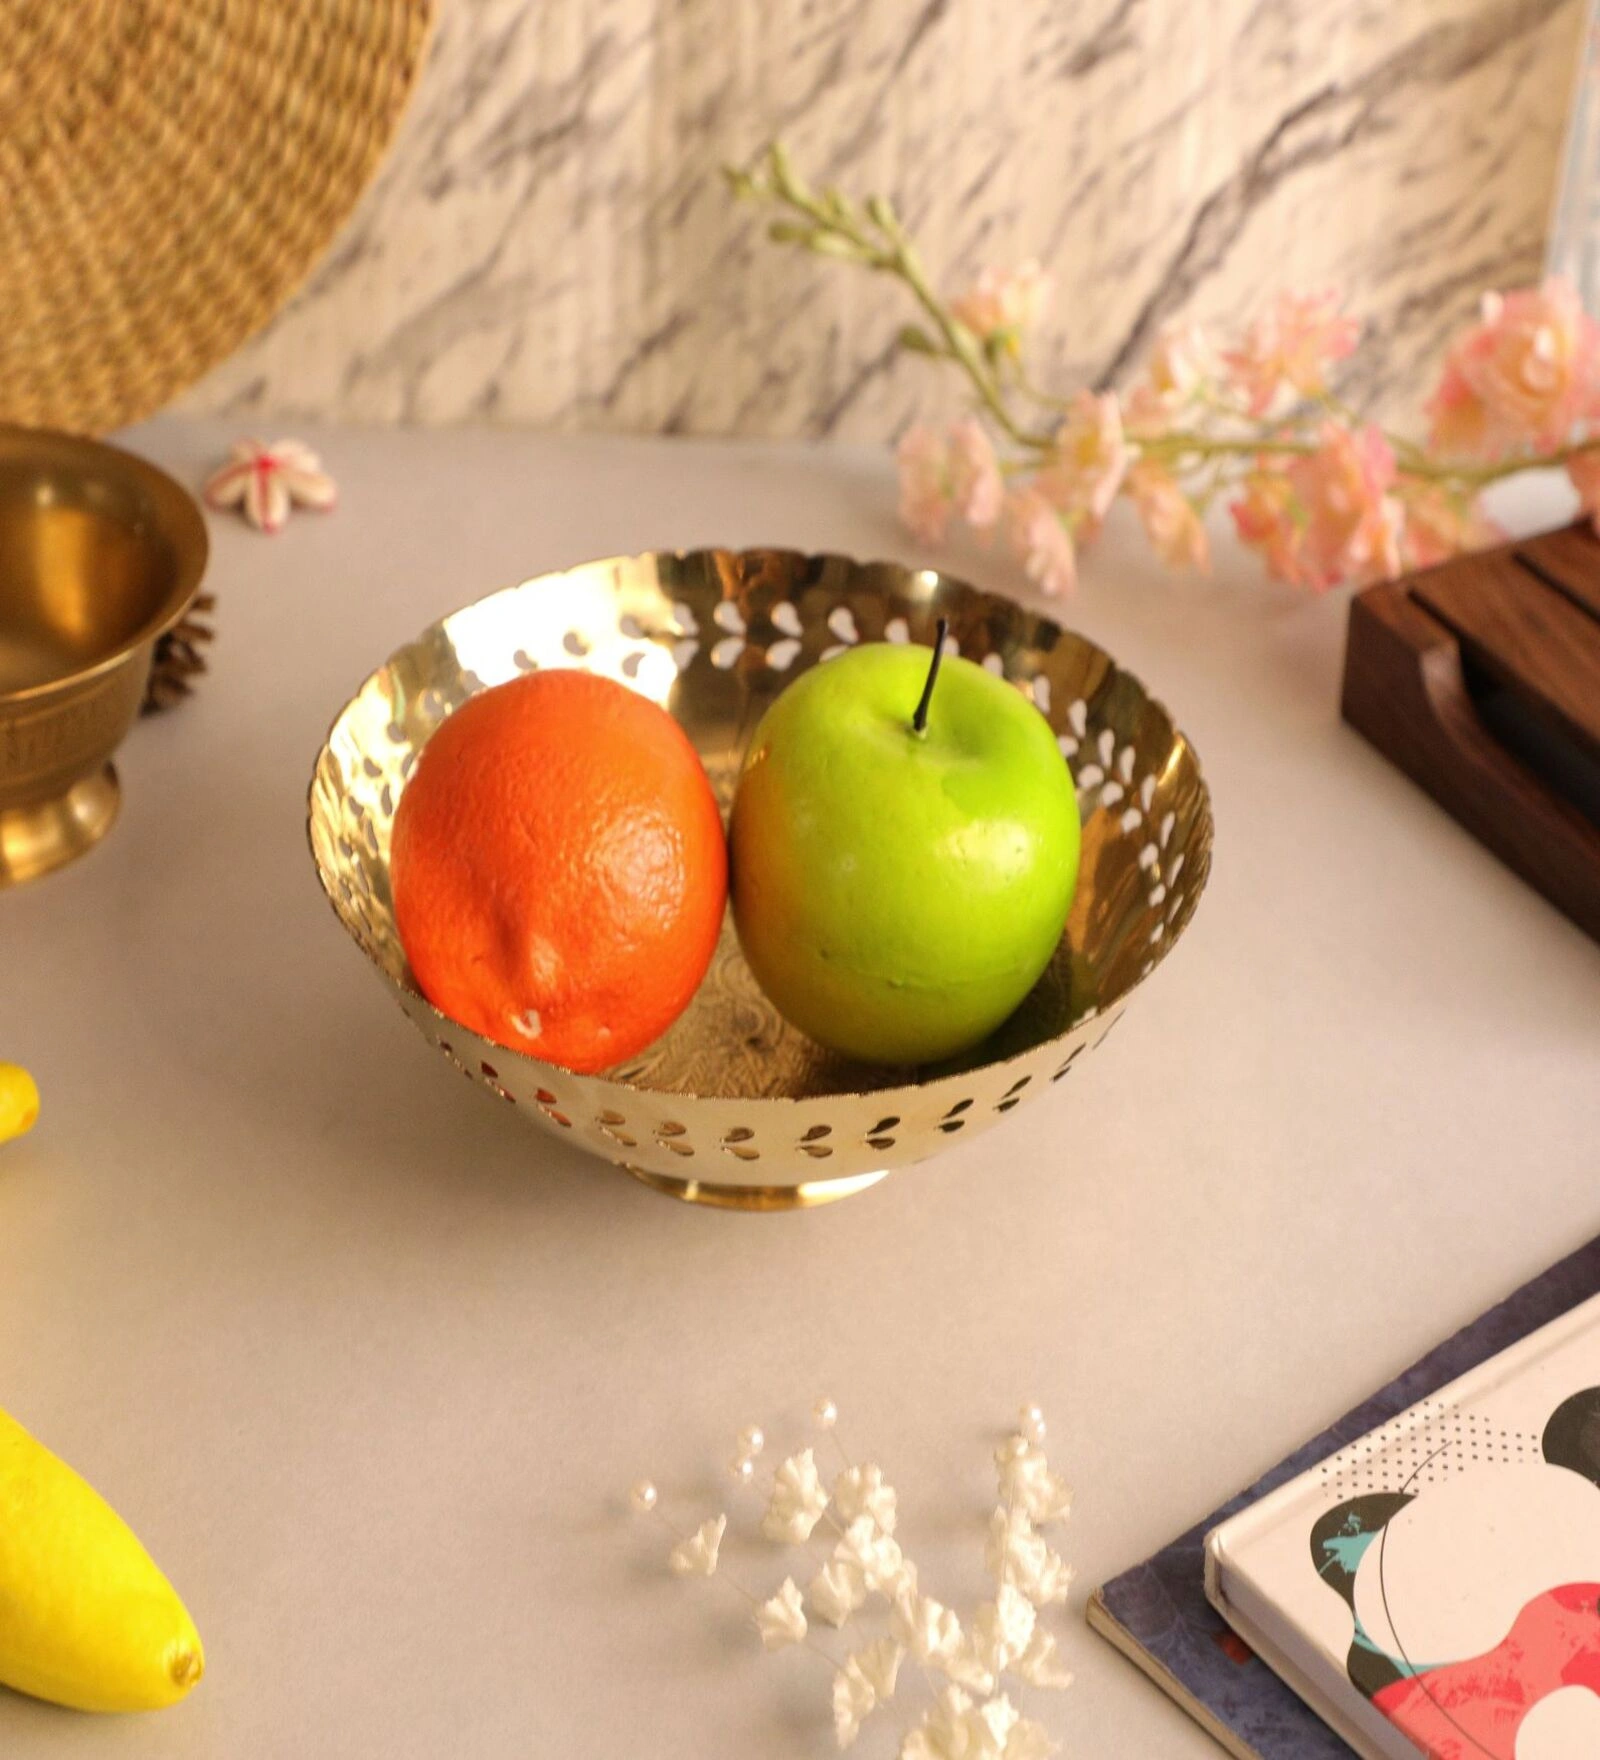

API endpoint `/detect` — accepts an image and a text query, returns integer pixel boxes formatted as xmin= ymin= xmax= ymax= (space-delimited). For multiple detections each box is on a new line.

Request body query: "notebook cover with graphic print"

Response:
xmin=1089 ymin=1232 xmax=1600 ymax=1759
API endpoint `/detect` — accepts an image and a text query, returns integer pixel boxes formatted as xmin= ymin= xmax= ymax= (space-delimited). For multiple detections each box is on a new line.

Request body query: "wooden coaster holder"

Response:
xmin=1341 ymin=522 xmax=1600 ymax=943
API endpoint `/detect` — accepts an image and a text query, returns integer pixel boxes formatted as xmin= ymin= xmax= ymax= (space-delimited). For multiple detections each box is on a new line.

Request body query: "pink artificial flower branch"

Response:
xmin=729 ymin=142 xmax=1600 ymax=595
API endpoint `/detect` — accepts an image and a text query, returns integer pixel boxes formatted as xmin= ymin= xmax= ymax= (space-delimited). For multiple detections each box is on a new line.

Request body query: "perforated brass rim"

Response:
xmin=307 ymin=549 xmax=1215 ymax=1206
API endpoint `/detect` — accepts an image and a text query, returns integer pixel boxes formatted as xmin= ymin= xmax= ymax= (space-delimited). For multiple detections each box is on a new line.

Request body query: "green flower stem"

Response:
xmin=730 ymin=145 xmax=1053 ymax=450
xmin=1136 ymin=430 xmax=1317 ymax=461
xmin=1425 ymin=434 xmax=1600 ymax=489
xmin=731 ymin=142 xmax=1600 ymax=515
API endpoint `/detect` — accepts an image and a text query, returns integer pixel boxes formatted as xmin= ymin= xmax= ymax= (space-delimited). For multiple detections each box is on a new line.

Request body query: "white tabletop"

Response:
xmin=2 ymin=419 xmax=1596 ymax=1759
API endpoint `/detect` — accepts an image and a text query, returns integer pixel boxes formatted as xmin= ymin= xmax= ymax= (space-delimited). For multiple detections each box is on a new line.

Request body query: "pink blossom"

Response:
xmin=1006 ymin=488 xmax=1077 ymax=595
xmin=1036 ymin=391 xmax=1130 ymax=524
xmin=896 ymin=420 xmax=1004 ymax=544
xmin=1568 ymin=449 xmax=1600 ymax=535
xmin=1222 ymin=291 xmax=1360 ymax=416
xmin=1284 ymin=422 xmax=1403 ymax=591
xmin=1427 ymin=279 xmax=1600 ymax=457
xmin=1426 ymin=356 xmax=1494 ymax=459
xmin=950 ymin=261 xmax=1052 ymax=348
xmin=1395 ymin=480 xmax=1499 ymax=570
xmin=948 ymin=418 xmax=1004 ymax=532
xmin=1230 ymin=470 xmax=1304 ymax=586
xmin=897 ymin=425 xmax=953 ymax=543
xmin=1127 ymin=461 xmax=1209 ymax=571
xmin=1127 ymin=323 xmax=1216 ymax=424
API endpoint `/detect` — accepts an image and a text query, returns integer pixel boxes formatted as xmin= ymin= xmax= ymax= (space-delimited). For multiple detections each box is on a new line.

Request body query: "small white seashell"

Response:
xmin=981 ymin=652 xmax=1004 ymax=676
xmin=827 ymin=605 xmax=859 ymax=643
xmin=1120 ymin=807 xmax=1142 ymax=834
xmin=1159 ymin=810 xmax=1176 ymax=848
xmin=1076 ymin=764 xmax=1104 ymax=789
xmin=1149 ymin=883 xmax=1166 ymax=905
xmin=1098 ymin=728 xmax=1115 ymax=765
xmin=770 ymin=601 xmax=802 ymax=637
xmin=766 ymin=638 xmax=801 ymax=671
xmin=1100 ymin=781 xmax=1124 ymax=807
xmin=713 ymin=601 xmax=746 ymax=635
xmin=711 ymin=636 xmax=745 ymax=669
xmin=1057 ymin=734 xmax=1079 ymax=759
xmin=820 ymin=644 xmax=849 ymax=662
xmin=885 ymin=617 xmax=910 ymax=644
xmin=1031 ymin=675 xmax=1051 ymax=713
xmin=671 ymin=639 xmax=699 ymax=673
xmin=1068 ymin=698 xmax=1088 ymax=737
xmin=1117 ymin=746 xmax=1136 ymax=783
xmin=672 ymin=601 xmax=699 ymax=636
xmin=1138 ymin=843 xmax=1160 ymax=871
xmin=1140 ymin=775 xmax=1156 ymax=811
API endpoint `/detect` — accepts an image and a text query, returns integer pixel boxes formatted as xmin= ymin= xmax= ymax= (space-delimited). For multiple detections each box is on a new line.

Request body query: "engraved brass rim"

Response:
xmin=0 ymin=426 xmax=208 ymax=887
xmin=307 ymin=548 xmax=1214 ymax=1208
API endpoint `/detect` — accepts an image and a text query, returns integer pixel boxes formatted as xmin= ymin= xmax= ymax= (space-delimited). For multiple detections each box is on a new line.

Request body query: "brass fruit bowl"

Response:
xmin=0 ymin=428 xmax=208 ymax=886
xmin=308 ymin=550 xmax=1213 ymax=1208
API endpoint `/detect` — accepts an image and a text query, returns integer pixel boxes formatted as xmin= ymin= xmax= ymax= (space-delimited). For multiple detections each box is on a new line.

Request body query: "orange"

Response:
xmin=390 ymin=670 xmax=727 ymax=1074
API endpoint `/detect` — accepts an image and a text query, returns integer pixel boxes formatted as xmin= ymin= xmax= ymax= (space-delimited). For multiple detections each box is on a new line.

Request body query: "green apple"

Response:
xmin=729 ymin=630 xmax=1080 ymax=1064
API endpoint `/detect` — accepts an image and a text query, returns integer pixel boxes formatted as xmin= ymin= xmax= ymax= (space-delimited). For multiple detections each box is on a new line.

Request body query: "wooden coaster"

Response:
xmin=1341 ymin=522 xmax=1600 ymax=942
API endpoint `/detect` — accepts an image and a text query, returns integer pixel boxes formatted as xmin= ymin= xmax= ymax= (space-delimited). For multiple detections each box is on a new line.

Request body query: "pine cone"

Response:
xmin=142 ymin=593 xmax=216 ymax=715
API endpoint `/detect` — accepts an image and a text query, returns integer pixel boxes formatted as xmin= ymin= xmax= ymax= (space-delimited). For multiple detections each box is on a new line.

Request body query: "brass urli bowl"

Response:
xmin=0 ymin=427 xmax=208 ymax=887
xmin=308 ymin=549 xmax=1213 ymax=1209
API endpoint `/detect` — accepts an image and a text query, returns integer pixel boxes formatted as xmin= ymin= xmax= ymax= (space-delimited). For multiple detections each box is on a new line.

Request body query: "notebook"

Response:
xmin=1089 ymin=1231 xmax=1600 ymax=1760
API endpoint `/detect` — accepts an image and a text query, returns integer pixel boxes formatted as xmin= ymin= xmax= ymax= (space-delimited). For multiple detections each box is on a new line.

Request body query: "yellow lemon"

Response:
xmin=0 ymin=1065 xmax=39 ymax=1144
xmin=0 ymin=1408 xmax=203 ymax=1711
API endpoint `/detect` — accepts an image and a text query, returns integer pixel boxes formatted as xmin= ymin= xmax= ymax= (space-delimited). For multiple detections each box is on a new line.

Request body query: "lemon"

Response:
xmin=0 ymin=1064 xmax=39 ymax=1144
xmin=0 ymin=1408 xmax=203 ymax=1711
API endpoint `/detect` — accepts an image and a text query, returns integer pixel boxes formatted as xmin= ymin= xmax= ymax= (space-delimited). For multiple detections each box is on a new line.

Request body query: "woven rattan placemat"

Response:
xmin=0 ymin=0 xmax=434 ymax=433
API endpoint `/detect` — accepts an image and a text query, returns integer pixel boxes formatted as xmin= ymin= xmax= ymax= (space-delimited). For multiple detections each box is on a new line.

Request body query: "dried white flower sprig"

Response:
xmin=627 ymin=1399 xmax=1074 ymax=1757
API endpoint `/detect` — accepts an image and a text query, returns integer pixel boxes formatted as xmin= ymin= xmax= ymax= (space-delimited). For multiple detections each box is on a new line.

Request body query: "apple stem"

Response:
xmin=911 ymin=618 xmax=949 ymax=737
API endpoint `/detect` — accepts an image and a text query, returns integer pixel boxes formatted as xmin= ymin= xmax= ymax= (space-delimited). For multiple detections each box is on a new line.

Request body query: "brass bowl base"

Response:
xmin=624 ymin=1163 xmax=890 ymax=1211
xmin=0 ymin=764 xmax=120 ymax=887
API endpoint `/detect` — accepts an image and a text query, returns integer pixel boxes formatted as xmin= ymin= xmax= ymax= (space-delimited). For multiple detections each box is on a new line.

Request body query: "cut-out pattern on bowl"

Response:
xmin=307 ymin=548 xmax=1212 ymax=1203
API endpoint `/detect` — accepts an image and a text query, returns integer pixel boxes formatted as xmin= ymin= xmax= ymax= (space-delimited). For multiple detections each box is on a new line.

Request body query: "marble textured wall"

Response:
xmin=181 ymin=0 xmax=1584 ymax=438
